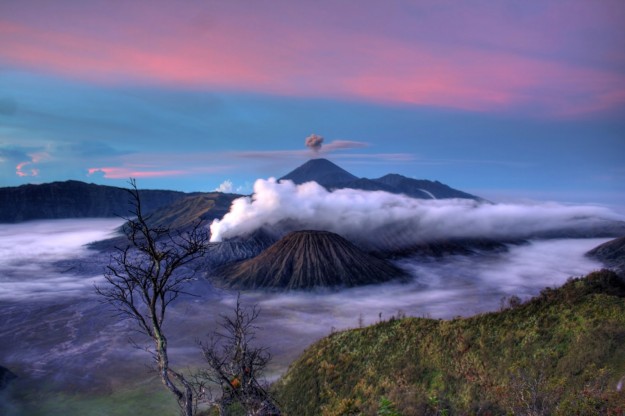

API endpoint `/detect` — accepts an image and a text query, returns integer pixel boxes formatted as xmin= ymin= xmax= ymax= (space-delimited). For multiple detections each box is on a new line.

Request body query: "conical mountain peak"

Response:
xmin=279 ymin=158 xmax=357 ymax=187
xmin=216 ymin=230 xmax=405 ymax=290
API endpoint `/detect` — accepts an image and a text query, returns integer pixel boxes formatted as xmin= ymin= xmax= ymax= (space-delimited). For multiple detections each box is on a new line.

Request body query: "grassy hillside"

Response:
xmin=274 ymin=270 xmax=625 ymax=415
xmin=146 ymin=193 xmax=239 ymax=230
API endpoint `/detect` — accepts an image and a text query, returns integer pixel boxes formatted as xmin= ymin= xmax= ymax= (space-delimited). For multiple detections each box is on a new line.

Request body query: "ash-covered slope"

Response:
xmin=216 ymin=230 xmax=406 ymax=290
xmin=200 ymin=229 xmax=278 ymax=272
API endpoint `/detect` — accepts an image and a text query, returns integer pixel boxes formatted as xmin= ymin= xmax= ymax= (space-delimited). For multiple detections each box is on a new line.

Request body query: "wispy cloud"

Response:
xmin=15 ymin=161 xmax=38 ymax=177
xmin=231 ymin=150 xmax=308 ymax=160
xmin=330 ymin=153 xmax=416 ymax=162
xmin=87 ymin=166 xmax=187 ymax=179
xmin=322 ymin=140 xmax=369 ymax=152
xmin=232 ymin=140 xmax=371 ymax=160
xmin=15 ymin=152 xmax=50 ymax=178
xmin=1 ymin=1 xmax=623 ymax=117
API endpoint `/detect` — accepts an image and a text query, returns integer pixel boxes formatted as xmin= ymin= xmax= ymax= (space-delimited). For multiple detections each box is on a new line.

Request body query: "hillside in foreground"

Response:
xmin=274 ymin=269 xmax=625 ymax=415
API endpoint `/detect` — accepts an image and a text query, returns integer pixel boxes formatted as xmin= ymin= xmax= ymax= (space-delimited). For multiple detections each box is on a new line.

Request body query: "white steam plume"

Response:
xmin=214 ymin=179 xmax=234 ymax=193
xmin=209 ymin=179 xmax=624 ymax=248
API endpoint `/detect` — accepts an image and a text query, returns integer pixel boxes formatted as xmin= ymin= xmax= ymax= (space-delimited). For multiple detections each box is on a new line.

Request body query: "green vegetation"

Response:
xmin=9 ymin=380 xmax=179 ymax=416
xmin=274 ymin=270 xmax=625 ymax=415
xmin=147 ymin=193 xmax=237 ymax=230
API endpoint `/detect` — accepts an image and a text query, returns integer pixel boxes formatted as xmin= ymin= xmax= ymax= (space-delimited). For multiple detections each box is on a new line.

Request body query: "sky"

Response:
xmin=1 ymin=0 xmax=624 ymax=208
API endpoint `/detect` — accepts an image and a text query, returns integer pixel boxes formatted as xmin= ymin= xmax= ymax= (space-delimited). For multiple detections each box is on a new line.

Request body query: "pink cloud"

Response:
xmin=14 ymin=151 xmax=49 ymax=177
xmin=16 ymin=161 xmax=37 ymax=177
xmin=1 ymin=1 xmax=624 ymax=117
xmin=87 ymin=167 xmax=187 ymax=179
xmin=86 ymin=155 xmax=236 ymax=179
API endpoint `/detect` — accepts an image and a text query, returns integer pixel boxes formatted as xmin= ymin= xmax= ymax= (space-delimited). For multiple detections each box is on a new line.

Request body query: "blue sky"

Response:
xmin=1 ymin=0 xmax=624 ymax=208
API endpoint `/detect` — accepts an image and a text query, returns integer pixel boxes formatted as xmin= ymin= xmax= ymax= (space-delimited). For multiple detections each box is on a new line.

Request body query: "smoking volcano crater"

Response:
xmin=215 ymin=230 xmax=407 ymax=290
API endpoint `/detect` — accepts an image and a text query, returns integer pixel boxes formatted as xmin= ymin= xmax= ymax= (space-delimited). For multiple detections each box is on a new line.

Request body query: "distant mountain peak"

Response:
xmin=278 ymin=159 xmax=482 ymax=200
xmin=279 ymin=158 xmax=357 ymax=187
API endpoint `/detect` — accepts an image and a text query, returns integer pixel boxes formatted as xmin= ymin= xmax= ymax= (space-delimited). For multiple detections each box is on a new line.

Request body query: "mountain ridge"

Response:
xmin=0 ymin=180 xmax=195 ymax=223
xmin=0 ymin=159 xmax=483 ymax=223
xmin=587 ymin=236 xmax=625 ymax=275
xmin=279 ymin=158 xmax=483 ymax=200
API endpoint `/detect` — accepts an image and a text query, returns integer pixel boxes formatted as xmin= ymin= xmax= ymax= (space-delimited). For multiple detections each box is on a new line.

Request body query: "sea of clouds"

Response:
xmin=0 ymin=211 xmax=614 ymax=415
xmin=0 ymin=218 xmax=124 ymax=301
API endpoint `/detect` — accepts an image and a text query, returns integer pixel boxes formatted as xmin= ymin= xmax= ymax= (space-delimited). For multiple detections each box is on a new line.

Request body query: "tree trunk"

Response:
xmin=155 ymin=329 xmax=194 ymax=416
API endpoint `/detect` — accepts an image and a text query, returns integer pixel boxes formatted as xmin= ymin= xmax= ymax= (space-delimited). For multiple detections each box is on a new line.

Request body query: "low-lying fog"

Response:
xmin=0 ymin=217 xmax=614 ymax=415
xmin=0 ymin=219 xmax=123 ymax=301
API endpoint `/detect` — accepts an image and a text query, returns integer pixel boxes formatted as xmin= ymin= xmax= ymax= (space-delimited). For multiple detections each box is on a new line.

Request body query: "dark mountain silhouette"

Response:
xmin=338 ymin=177 xmax=398 ymax=193
xmin=2 ymin=159 xmax=480 ymax=225
xmin=0 ymin=180 xmax=192 ymax=223
xmin=216 ymin=230 xmax=406 ymax=290
xmin=0 ymin=365 xmax=16 ymax=390
xmin=279 ymin=158 xmax=357 ymax=187
xmin=0 ymin=180 xmax=241 ymax=227
xmin=279 ymin=158 xmax=482 ymax=200
xmin=374 ymin=173 xmax=481 ymax=200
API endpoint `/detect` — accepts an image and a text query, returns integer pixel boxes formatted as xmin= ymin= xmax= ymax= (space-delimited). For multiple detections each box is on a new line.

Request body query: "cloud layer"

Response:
xmin=210 ymin=179 xmax=623 ymax=248
xmin=0 ymin=218 xmax=124 ymax=300
xmin=0 ymin=216 xmax=612 ymax=410
xmin=2 ymin=1 xmax=624 ymax=116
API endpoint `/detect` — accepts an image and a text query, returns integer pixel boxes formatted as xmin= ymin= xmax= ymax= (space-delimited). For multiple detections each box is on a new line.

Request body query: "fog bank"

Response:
xmin=246 ymin=238 xmax=610 ymax=328
xmin=210 ymin=179 xmax=623 ymax=248
xmin=0 ymin=218 xmax=614 ymax=416
xmin=0 ymin=218 xmax=124 ymax=301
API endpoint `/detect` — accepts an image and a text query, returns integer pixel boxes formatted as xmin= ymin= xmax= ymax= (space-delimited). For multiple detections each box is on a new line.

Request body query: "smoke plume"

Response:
xmin=209 ymin=178 xmax=623 ymax=248
xmin=305 ymin=134 xmax=324 ymax=152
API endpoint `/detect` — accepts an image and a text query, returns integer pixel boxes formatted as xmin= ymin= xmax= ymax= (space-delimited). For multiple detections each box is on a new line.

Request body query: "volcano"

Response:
xmin=279 ymin=158 xmax=482 ymax=200
xmin=216 ymin=230 xmax=406 ymax=290
xmin=279 ymin=158 xmax=358 ymax=187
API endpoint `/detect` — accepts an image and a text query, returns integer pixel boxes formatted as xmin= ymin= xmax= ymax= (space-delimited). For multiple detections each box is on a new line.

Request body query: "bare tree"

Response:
xmin=199 ymin=295 xmax=281 ymax=416
xmin=96 ymin=179 xmax=210 ymax=416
